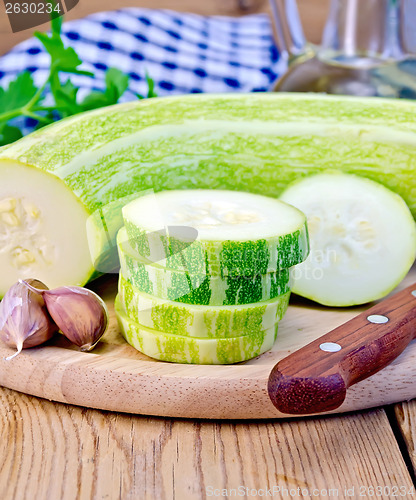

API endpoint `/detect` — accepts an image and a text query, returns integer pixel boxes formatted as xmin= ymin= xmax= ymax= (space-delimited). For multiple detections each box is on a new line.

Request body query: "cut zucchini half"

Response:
xmin=118 ymin=273 xmax=290 ymax=338
xmin=115 ymin=297 xmax=278 ymax=364
xmin=117 ymin=227 xmax=291 ymax=306
xmin=280 ymin=173 xmax=416 ymax=306
xmin=0 ymin=161 xmax=93 ymax=296
xmin=122 ymin=189 xmax=309 ymax=276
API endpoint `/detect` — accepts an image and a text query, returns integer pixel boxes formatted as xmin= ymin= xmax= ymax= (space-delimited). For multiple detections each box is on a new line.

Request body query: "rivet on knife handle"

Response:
xmin=268 ymin=283 xmax=416 ymax=415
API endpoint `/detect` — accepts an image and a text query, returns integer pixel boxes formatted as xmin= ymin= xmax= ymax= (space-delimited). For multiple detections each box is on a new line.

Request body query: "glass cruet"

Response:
xmin=269 ymin=0 xmax=416 ymax=98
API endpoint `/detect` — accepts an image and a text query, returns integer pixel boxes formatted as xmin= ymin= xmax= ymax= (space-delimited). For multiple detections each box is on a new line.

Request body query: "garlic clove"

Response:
xmin=0 ymin=279 xmax=58 ymax=360
xmin=22 ymin=282 xmax=109 ymax=352
xmin=46 ymin=287 xmax=109 ymax=351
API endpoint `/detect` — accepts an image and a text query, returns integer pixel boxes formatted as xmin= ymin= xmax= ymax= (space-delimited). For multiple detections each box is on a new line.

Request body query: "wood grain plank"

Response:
xmin=0 ymin=0 xmax=329 ymax=56
xmin=0 ymin=386 xmax=413 ymax=500
xmin=394 ymin=400 xmax=416 ymax=475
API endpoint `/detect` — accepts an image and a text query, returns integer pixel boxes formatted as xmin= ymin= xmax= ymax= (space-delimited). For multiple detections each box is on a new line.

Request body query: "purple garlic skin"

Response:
xmin=0 ymin=279 xmax=58 ymax=359
xmin=39 ymin=286 xmax=109 ymax=351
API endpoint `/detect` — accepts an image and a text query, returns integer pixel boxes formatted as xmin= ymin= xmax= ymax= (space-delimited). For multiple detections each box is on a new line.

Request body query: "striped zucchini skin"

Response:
xmin=118 ymin=273 xmax=290 ymax=338
xmin=123 ymin=219 xmax=309 ymax=276
xmin=3 ymin=94 xmax=416 ymax=222
xmin=118 ymin=228 xmax=291 ymax=306
xmin=115 ymin=298 xmax=278 ymax=364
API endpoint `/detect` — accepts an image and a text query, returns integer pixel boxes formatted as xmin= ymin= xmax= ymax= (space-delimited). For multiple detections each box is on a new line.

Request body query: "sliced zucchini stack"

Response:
xmin=115 ymin=189 xmax=309 ymax=364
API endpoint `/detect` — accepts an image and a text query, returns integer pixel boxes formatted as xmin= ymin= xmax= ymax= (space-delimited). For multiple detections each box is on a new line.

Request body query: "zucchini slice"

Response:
xmin=122 ymin=189 xmax=309 ymax=276
xmin=118 ymin=273 xmax=290 ymax=338
xmin=117 ymin=227 xmax=291 ymax=306
xmin=280 ymin=173 xmax=416 ymax=306
xmin=115 ymin=297 xmax=278 ymax=364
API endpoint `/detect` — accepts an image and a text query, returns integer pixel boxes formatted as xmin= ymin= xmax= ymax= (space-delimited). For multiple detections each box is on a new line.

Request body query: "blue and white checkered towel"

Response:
xmin=0 ymin=7 xmax=285 ymax=102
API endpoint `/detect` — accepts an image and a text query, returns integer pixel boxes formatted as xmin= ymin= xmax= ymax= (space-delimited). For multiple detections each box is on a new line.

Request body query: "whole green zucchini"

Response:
xmin=1 ymin=93 xmax=415 ymax=296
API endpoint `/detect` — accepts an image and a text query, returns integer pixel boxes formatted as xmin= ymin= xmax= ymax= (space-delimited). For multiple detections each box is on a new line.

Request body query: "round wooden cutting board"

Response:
xmin=0 ymin=268 xmax=415 ymax=419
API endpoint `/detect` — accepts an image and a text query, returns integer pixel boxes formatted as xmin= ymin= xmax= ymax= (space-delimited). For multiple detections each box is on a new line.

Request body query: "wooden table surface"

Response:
xmin=1 ymin=1 xmax=416 ymax=499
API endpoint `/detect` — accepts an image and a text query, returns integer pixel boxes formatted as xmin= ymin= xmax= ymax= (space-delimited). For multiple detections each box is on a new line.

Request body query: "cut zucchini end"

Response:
xmin=281 ymin=172 xmax=416 ymax=307
xmin=122 ymin=189 xmax=309 ymax=274
xmin=0 ymin=160 xmax=94 ymax=297
xmin=123 ymin=189 xmax=307 ymax=240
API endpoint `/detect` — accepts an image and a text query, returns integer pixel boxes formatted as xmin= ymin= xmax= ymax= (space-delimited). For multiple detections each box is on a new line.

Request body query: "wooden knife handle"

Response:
xmin=268 ymin=283 xmax=416 ymax=415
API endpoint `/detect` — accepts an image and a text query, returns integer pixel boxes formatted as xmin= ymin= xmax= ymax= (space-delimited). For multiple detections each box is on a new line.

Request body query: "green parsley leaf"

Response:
xmin=35 ymin=31 xmax=92 ymax=76
xmin=0 ymin=11 xmax=157 ymax=147
xmin=53 ymin=79 xmax=80 ymax=116
xmin=51 ymin=7 xmax=63 ymax=37
xmin=0 ymin=123 xmax=23 ymax=146
xmin=81 ymin=68 xmax=129 ymax=111
xmin=80 ymin=91 xmax=110 ymax=111
xmin=146 ymin=73 xmax=157 ymax=98
xmin=105 ymin=68 xmax=129 ymax=103
xmin=0 ymin=72 xmax=38 ymax=114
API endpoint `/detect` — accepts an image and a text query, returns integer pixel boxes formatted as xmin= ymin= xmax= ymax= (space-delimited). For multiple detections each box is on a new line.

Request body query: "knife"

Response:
xmin=267 ymin=282 xmax=416 ymax=415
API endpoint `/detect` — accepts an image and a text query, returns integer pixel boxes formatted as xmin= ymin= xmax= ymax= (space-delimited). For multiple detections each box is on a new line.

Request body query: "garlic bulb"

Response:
xmin=22 ymin=282 xmax=109 ymax=351
xmin=0 ymin=279 xmax=58 ymax=360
